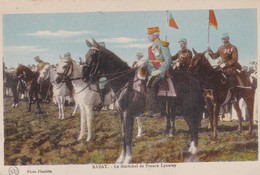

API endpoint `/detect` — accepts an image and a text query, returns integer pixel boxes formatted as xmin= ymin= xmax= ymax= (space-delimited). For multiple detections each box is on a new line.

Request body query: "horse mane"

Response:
xmin=16 ymin=64 xmax=31 ymax=74
xmin=100 ymin=47 xmax=130 ymax=69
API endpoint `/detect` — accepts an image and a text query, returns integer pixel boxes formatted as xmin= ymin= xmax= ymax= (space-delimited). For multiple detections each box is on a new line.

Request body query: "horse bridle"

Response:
xmin=58 ymin=59 xmax=75 ymax=82
xmin=86 ymin=48 xmax=102 ymax=83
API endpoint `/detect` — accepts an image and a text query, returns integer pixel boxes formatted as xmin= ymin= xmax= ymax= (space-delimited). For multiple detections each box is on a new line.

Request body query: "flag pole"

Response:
xmin=207 ymin=10 xmax=210 ymax=59
xmin=165 ymin=10 xmax=169 ymax=41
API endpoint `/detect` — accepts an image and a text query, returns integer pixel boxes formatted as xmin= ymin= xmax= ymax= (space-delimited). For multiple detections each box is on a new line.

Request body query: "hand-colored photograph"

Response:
xmin=2 ymin=8 xmax=258 ymax=166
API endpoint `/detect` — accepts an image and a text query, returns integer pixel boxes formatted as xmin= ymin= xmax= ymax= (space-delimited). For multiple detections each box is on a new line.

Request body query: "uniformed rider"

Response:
xmin=137 ymin=26 xmax=172 ymax=114
xmin=34 ymin=56 xmax=46 ymax=97
xmin=171 ymin=38 xmax=192 ymax=72
xmin=208 ymin=33 xmax=242 ymax=87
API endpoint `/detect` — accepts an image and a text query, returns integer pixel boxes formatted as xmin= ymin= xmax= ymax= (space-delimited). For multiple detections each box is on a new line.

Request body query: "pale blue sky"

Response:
xmin=3 ymin=9 xmax=257 ymax=68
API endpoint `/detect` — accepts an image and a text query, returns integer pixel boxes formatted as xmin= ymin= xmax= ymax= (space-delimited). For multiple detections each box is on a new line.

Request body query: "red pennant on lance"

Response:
xmin=169 ymin=12 xmax=179 ymax=29
xmin=209 ymin=10 xmax=218 ymax=30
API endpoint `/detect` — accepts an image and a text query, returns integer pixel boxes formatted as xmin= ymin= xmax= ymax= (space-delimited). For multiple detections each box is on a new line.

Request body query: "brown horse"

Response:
xmin=16 ymin=64 xmax=42 ymax=113
xmin=188 ymin=50 xmax=254 ymax=140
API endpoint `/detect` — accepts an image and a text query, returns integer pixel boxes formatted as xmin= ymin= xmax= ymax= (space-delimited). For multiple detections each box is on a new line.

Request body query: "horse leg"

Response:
xmin=27 ymin=92 xmax=32 ymax=112
xmin=57 ymin=97 xmax=62 ymax=119
xmin=136 ymin=116 xmax=143 ymax=138
xmin=243 ymin=92 xmax=254 ymax=132
xmin=84 ymin=105 xmax=93 ymax=142
xmin=184 ymin=114 xmax=199 ymax=155
xmin=72 ymin=103 xmax=78 ymax=117
xmin=77 ymin=104 xmax=86 ymax=141
xmin=116 ymin=110 xmax=134 ymax=164
xmin=60 ymin=96 xmax=65 ymax=120
xmin=168 ymin=100 xmax=176 ymax=137
xmin=116 ymin=111 xmax=126 ymax=164
xmin=212 ymin=103 xmax=221 ymax=140
xmin=232 ymin=101 xmax=243 ymax=132
xmin=205 ymin=97 xmax=214 ymax=130
xmin=35 ymin=92 xmax=43 ymax=114
xmin=123 ymin=111 xmax=134 ymax=164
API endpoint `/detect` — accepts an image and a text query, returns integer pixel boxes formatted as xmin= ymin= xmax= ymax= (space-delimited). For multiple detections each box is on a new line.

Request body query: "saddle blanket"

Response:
xmin=132 ymin=72 xmax=176 ymax=97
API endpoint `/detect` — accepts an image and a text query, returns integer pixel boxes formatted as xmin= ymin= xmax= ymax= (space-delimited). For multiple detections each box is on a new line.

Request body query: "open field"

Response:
xmin=3 ymin=97 xmax=258 ymax=165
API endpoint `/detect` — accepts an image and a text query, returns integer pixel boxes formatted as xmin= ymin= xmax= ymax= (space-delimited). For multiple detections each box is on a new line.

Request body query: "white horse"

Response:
xmin=38 ymin=64 xmax=78 ymax=120
xmin=56 ymin=57 xmax=101 ymax=142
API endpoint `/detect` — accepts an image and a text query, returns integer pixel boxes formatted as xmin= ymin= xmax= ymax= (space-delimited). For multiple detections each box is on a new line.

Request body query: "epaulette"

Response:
xmin=160 ymin=40 xmax=169 ymax=47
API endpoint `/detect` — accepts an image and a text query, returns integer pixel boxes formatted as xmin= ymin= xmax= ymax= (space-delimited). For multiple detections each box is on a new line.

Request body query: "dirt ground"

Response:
xmin=3 ymin=97 xmax=258 ymax=165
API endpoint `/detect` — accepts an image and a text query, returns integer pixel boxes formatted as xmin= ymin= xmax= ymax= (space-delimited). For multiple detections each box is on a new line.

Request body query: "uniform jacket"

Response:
xmin=209 ymin=43 xmax=241 ymax=74
xmin=143 ymin=38 xmax=172 ymax=78
xmin=172 ymin=48 xmax=192 ymax=71
xmin=37 ymin=61 xmax=46 ymax=72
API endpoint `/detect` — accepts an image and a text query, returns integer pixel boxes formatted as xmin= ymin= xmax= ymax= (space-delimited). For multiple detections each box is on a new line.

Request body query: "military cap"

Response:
xmin=34 ymin=56 xmax=41 ymax=62
xmin=222 ymin=33 xmax=230 ymax=40
xmin=64 ymin=52 xmax=71 ymax=58
xmin=147 ymin=27 xmax=160 ymax=34
xmin=98 ymin=42 xmax=106 ymax=48
xmin=136 ymin=52 xmax=144 ymax=58
xmin=178 ymin=38 xmax=187 ymax=44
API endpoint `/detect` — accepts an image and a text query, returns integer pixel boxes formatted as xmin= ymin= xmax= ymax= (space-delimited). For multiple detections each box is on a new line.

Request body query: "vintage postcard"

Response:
xmin=0 ymin=0 xmax=259 ymax=175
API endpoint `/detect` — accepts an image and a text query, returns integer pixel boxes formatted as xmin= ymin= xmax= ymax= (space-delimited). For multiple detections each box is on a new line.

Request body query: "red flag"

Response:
xmin=209 ymin=10 xmax=218 ymax=30
xmin=169 ymin=12 xmax=179 ymax=29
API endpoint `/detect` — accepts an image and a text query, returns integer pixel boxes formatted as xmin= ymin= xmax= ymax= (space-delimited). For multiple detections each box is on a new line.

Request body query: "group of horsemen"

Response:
xmin=33 ymin=26 xmax=245 ymax=113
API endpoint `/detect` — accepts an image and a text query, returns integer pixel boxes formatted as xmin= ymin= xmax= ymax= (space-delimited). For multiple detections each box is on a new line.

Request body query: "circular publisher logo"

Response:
xmin=8 ymin=166 xmax=19 ymax=175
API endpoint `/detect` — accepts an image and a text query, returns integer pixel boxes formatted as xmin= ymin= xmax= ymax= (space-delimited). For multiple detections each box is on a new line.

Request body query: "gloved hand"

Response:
xmin=151 ymin=70 xmax=161 ymax=76
xmin=220 ymin=63 xmax=226 ymax=68
xmin=135 ymin=59 xmax=145 ymax=67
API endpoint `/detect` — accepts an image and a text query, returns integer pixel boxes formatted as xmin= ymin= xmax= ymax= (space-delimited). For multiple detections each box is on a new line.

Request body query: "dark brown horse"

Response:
xmin=16 ymin=64 xmax=42 ymax=113
xmin=83 ymin=39 xmax=204 ymax=163
xmin=188 ymin=50 xmax=255 ymax=140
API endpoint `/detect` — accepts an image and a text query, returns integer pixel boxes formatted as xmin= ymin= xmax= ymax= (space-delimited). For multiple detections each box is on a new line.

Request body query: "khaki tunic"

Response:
xmin=209 ymin=43 xmax=241 ymax=74
xmin=172 ymin=49 xmax=192 ymax=71
xmin=37 ymin=61 xmax=46 ymax=72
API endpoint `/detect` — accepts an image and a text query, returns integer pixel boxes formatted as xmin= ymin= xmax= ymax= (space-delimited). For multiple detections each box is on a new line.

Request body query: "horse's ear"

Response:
xmin=202 ymin=50 xmax=207 ymax=56
xmin=85 ymin=39 xmax=93 ymax=48
xmin=92 ymin=38 xmax=100 ymax=48
xmin=192 ymin=48 xmax=198 ymax=55
xmin=59 ymin=55 xmax=63 ymax=60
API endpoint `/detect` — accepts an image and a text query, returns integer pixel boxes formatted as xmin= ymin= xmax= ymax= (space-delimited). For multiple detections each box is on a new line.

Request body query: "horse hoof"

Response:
xmin=236 ymin=129 xmax=242 ymax=133
xmin=77 ymin=135 xmax=83 ymax=141
xmin=123 ymin=156 xmax=132 ymax=164
xmin=86 ymin=137 xmax=91 ymax=142
xmin=136 ymin=135 xmax=142 ymax=139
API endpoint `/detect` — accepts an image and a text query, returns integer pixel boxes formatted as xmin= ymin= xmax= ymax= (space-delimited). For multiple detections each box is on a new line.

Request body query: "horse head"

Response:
xmin=188 ymin=48 xmax=209 ymax=75
xmin=56 ymin=56 xmax=74 ymax=83
xmin=84 ymin=39 xmax=130 ymax=83
xmin=84 ymin=39 xmax=107 ymax=83
xmin=16 ymin=64 xmax=32 ymax=82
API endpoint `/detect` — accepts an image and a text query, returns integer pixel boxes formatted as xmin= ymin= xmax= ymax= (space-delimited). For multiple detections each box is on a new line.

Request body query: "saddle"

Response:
xmin=157 ymin=78 xmax=176 ymax=97
xmin=132 ymin=71 xmax=176 ymax=97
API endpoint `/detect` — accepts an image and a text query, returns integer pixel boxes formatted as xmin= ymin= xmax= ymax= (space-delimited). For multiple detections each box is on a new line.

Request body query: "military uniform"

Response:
xmin=34 ymin=56 xmax=46 ymax=73
xmin=36 ymin=61 xmax=46 ymax=72
xmin=172 ymin=49 xmax=192 ymax=71
xmin=140 ymin=27 xmax=172 ymax=114
xmin=209 ymin=43 xmax=241 ymax=75
xmin=143 ymin=38 xmax=172 ymax=87
xmin=208 ymin=33 xmax=243 ymax=88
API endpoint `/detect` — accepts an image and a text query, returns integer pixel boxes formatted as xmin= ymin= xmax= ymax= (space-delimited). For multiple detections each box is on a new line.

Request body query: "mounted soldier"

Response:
xmin=34 ymin=56 xmax=46 ymax=73
xmin=208 ymin=33 xmax=243 ymax=88
xmin=137 ymin=26 xmax=172 ymax=114
xmin=171 ymin=38 xmax=192 ymax=72
xmin=34 ymin=56 xmax=46 ymax=98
